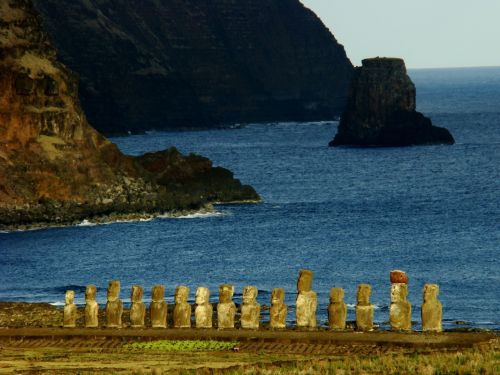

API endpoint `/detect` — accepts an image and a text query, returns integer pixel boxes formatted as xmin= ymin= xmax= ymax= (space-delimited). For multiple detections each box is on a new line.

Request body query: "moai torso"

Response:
xmin=217 ymin=284 xmax=236 ymax=329
xmin=422 ymin=284 xmax=442 ymax=332
xmin=390 ymin=283 xmax=412 ymax=331
xmin=241 ymin=286 xmax=260 ymax=329
xmin=296 ymin=270 xmax=317 ymax=329
xmin=84 ymin=285 xmax=99 ymax=328
xmin=195 ymin=287 xmax=213 ymax=329
xmin=356 ymin=284 xmax=374 ymax=332
xmin=150 ymin=285 xmax=168 ymax=328
xmin=130 ymin=285 xmax=146 ymax=328
xmin=63 ymin=290 xmax=77 ymax=328
xmin=270 ymin=288 xmax=287 ymax=329
xmin=105 ymin=280 xmax=123 ymax=328
xmin=328 ymin=288 xmax=347 ymax=330
xmin=173 ymin=286 xmax=192 ymax=328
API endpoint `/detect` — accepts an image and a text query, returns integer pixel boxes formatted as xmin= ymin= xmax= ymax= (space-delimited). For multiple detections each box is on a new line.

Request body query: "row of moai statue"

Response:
xmin=63 ymin=270 xmax=442 ymax=332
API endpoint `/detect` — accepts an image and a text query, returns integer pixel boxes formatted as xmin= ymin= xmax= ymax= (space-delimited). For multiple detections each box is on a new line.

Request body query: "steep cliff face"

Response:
xmin=330 ymin=58 xmax=455 ymax=147
xmin=0 ymin=0 xmax=259 ymax=230
xmin=32 ymin=0 xmax=353 ymax=134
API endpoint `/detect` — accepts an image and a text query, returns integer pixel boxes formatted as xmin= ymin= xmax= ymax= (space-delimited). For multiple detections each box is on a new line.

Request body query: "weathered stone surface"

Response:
xmin=0 ymin=0 xmax=260 ymax=231
xmin=217 ymin=285 xmax=236 ymax=329
xmin=296 ymin=270 xmax=317 ymax=328
xmin=330 ymin=57 xmax=455 ymax=147
xmin=84 ymin=285 xmax=99 ymax=328
xmin=173 ymin=286 xmax=191 ymax=329
xmin=195 ymin=287 xmax=213 ymax=329
xmin=356 ymin=284 xmax=374 ymax=332
xmin=240 ymin=286 xmax=260 ymax=330
xmin=270 ymin=288 xmax=287 ymax=329
xmin=422 ymin=284 xmax=443 ymax=332
xmin=390 ymin=270 xmax=409 ymax=285
xmin=32 ymin=0 xmax=353 ymax=134
xmin=328 ymin=288 xmax=347 ymax=330
xmin=150 ymin=285 xmax=167 ymax=329
xmin=63 ymin=290 xmax=77 ymax=328
xmin=390 ymin=283 xmax=412 ymax=331
xmin=130 ymin=285 xmax=146 ymax=328
xmin=105 ymin=280 xmax=123 ymax=328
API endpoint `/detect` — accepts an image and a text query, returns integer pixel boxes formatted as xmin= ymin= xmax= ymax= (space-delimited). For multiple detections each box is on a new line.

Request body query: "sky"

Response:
xmin=300 ymin=0 xmax=500 ymax=69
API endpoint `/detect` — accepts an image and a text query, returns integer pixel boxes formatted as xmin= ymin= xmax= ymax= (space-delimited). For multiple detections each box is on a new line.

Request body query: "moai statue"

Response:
xmin=296 ymin=269 xmax=317 ymax=329
xmin=421 ymin=284 xmax=443 ymax=332
xmin=173 ymin=286 xmax=192 ymax=328
xmin=389 ymin=270 xmax=412 ymax=332
xmin=270 ymin=288 xmax=287 ymax=329
xmin=195 ymin=287 xmax=213 ymax=329
xmin=241 ymin=286 xmax=260 ymax=329
xmin=217 ymin=284 xmax=236 ymax=329
xmin=150 ymin=285 xmax=168 ymax=328
xmin=356 ymin=284 xmax=374 ymax=332
xmin=130 ymin=285 xmax=146 ymax=328
xmin=63 ymin=290 xmax=77 ymax=328
xmin=105 ymin=280 xmax=123 ymax=328
xmin=328 ymin=288 xmax=347 ymax=330
xmin=84 ymin=285 xmax=99 ymax=328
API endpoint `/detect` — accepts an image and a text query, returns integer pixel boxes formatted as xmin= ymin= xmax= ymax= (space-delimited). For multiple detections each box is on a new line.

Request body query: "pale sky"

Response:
xmin=300 ymin=0 xmax=500 ymax=69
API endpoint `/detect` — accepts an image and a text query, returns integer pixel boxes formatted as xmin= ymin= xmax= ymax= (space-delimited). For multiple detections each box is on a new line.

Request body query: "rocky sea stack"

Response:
xmin=330 ymin=58 xmax=455 ymax=147
xmin=0 ymin=0 xmax=259 ymax=230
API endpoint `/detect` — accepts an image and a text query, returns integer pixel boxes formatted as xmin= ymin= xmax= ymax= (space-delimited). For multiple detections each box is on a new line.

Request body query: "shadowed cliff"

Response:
xmin=32 ymin=0 xmax=353 ymax=134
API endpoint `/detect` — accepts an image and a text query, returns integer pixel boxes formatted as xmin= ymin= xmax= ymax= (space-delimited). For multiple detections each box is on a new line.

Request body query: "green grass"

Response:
xmin=124 ymin=340 xmax=238 ymax=352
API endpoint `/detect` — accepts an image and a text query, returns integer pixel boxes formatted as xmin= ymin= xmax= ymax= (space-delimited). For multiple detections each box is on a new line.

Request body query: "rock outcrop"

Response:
xmin=32 ymin=0 xmax=353 ymax=134
xmin=330 ymin=58 xmax=455 ymax=147
xmin=0 ymin=0 xmax=259 ymax=230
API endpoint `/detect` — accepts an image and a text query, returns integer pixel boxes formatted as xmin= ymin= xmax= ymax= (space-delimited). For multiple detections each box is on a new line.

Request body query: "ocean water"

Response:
xmin=0 ymin=67 xmax=499 ymax=330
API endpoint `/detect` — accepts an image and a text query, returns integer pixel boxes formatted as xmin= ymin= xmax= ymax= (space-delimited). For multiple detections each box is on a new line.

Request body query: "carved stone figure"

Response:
xmin=150 ymin=285 xmax=168 ymax=328
xmin=270 ymin=288 xmax=287 ymax=329
xmin=217 ymin=284 xmax=236 ymax=329
xmin=130 ymin=285 xmax=146 ymax=328
xmin=84 ymin=285 xmax=99 ymax=328
xmin=390 ymin=283 xmax=412 ymax=331
xmin=241 ymin=286 xmax=260 ymax=329
xmin=63 ymin=290 xmax=77 ymax=328
xmin=173 ymin=286 xmax=192 ymax=328
xmin=195 ymin=287 xmax=213 ymax=329
xmin=356 ymin=284 xmax=374 ymax=331
xmin=105 ymin=280 xmax=123 ymax=328
xmin=296 ymin=270 xmax=317 ymax=328
xmin=422 ymin=284 xmax=443 ymax=332
xmin=328 ymin=288 xmax=347 ymax=330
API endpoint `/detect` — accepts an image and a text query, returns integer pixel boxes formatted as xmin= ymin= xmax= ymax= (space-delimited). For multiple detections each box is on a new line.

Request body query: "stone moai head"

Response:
xmin=175 ymin=286 xmax=190 ymax=304
xmin=85 ymin=285 xmax=97 ymax=302
xmin=65 ymin=290 xmax=75 ymax=305
xmin=107 ymin=280 xmax=121 ymax=302
xmin=271 ymin=288 xmax=285 ymax=304
xmin=297 ymin=269 xmax=313 ymax=293
xmin=151 ymin=285 xmax=165 ymax=302
xmin=357 ymin=284 xmax=371 ymax=305
xmin=330 ymin=288 xmax=344 ymax=303
xmin=219 ymin=284 xmax=234 ymax=303
xmin=391 ymin=283 xmax=408 ymax=303
xmin=195 ymin=287 xmax=210 ymax=305
xmin=131 ymin=285 xmax=143 ymax=303
xmin=423 ymin=284 xmax=439 ymax=302
xmin=243 ymin=286 xmax=258 ymax=304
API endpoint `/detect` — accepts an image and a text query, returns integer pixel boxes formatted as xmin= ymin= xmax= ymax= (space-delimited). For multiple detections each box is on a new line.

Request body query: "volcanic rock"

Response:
xmin=330 ymin=58 xmax=455 ymax=147
xmin=32 ymin=0 xmax=353 ymax=134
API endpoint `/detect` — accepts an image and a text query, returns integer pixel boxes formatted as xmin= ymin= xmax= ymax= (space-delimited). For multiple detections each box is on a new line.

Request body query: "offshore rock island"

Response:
xmin=330 ymin=58 xmax=455 ymax=147
xmin=0 ymin=0 xmax=259 ymax=230
xmin=31 ymin=0 xmax=354 ymax=134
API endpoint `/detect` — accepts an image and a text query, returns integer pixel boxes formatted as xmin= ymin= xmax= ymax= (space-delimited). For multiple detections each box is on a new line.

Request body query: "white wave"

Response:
xmin=77 ymin=219 xmax=97 ymax=227
xmin=49 ymin=301 xmax=65 ymax=306
xmin=176 ymin=211 xmax=225 ymax=219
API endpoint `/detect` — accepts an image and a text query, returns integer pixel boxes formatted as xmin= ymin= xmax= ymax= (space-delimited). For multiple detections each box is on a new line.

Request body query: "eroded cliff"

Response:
xmin=32 ymin=0 xmax=353 ymax=134
xmin=0 ymin=0 xmax=259 ymax=230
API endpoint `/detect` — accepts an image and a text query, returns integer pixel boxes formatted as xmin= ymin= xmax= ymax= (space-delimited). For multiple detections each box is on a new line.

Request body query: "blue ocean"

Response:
xmin=1 ymin=67 xmax=499 ymax=330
